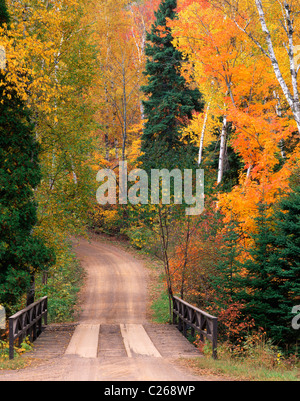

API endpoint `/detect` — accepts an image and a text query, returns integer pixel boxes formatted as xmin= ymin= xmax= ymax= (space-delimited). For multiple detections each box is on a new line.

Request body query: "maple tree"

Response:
xmin=170 ymin=0 xmax=299 ymax=236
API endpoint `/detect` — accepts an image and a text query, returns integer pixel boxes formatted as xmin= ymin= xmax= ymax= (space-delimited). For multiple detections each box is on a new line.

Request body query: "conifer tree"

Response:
xmin=236 ymin=204 xmax=280 ymax=334
xmin=236 ymin=193 xmax=300 ymax=349
xmin=140 ymin=0 xmax=203 ymax=171
xmin=0 ymin=0 xmax=9 ymax=26
xmin=266 ymin=185 xmax=300 ymax=347
xmin=0 ymin=0 xmax=54 ymax=312
xmin=209 ymin=187 xmax=300 ymax=349
xmin=137 ymin=0 xmax=203 ymax=315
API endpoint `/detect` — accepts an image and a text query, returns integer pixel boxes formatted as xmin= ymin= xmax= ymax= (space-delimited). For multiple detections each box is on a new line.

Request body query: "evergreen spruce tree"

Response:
xmin=236 ymin=204 xmax=279 ymax=333
xmin=236 ymin=194 xmax=300 ymax=350
xmin=136 ymin=0 xmax=203 ymax=315
xmin=0 ymin=0 xmax=9 ymax=26
xmin=267 ymin=186 xmax=300 ymax=348
xmin=140 ymin=0 xmax=203 ymax=172
xmin=0 ymin=0 xmax=54 ymax=312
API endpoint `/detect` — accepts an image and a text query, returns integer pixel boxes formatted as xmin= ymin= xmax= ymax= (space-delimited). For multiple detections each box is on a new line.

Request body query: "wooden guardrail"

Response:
xmin=9 ymin=297 xmax=48 ymax=359
xmin=172 ymin=296 xmax=218 ymax=359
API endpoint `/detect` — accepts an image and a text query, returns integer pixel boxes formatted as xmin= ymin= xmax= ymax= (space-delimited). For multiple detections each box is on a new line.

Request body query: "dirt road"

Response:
xmin=0 ymin=237 xmax=221 ymax=381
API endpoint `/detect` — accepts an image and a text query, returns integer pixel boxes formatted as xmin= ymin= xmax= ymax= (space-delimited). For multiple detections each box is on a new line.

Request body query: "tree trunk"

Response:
xmin=254 ymin=0 xmax=300 ymax=135
xmin=198 ymin=102 xmax=210 ymax=166
xmin=217 ymin=115 xmax=227 ymax=185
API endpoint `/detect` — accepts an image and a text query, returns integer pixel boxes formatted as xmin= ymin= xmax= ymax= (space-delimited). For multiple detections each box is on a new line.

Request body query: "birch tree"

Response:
xmin=255 ymin=0 xmax=300 ymax=135
xmin=212 ymin=0 xmax=300 ymax=136
xmin=217 ymin=116 xmax=228 ymax=185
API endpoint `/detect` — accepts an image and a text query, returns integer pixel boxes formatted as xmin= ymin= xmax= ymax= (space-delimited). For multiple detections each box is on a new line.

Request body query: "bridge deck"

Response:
xmin=29 ymin=323 xmax=201 ymax=361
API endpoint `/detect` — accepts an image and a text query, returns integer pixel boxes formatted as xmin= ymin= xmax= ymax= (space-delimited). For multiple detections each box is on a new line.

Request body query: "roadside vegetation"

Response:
xmin=0 ymin=337 xmax=33 ymax=370
xmin=146 ymin=253 xmax=299 ymax=381
xmin=181 ymin=355 xmax=299 ymax=381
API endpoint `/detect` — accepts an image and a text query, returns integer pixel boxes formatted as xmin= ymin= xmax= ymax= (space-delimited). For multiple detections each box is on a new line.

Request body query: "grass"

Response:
xmin=181 ymin=355 xmax=300 ymax=381
xmin=151 ymin=286 xmax=171 ymax=323
xmin=0 ymin=357 xmax=30 ymax=371
xmin=139 ymin=249 xmax=171 ymax=324
xmin=0 ymin=337 xmax=33 ymax=371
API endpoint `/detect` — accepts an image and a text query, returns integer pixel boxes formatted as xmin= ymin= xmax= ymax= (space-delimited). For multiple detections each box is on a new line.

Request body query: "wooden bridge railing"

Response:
xmin=9 ymin=297 xmax=48 ymax=359
xmin=172 ymin=296 xmax=218 ymax=359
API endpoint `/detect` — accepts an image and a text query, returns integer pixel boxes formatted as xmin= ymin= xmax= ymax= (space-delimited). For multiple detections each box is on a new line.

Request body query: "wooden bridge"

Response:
xmin=9 ymin=296 xmax=217 ymax=361
xmin=3 ymin=238 xmax=220 ymax=381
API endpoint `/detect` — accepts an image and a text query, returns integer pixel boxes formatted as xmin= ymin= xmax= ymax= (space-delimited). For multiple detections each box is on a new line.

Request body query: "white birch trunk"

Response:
xmin=217 ymin=115 xmax=227 ymax=185
xmin=255 ymin=0 xmax=300 ymax=135
xmin=246 ymin=165 xmax=252 ymax=179
xmin=198 ymin=102 xmax=210 ymax=166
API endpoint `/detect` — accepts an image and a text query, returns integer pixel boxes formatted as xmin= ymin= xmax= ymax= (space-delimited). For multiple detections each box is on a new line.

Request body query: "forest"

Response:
xmin=0 ymin=0 xmax=299 ymax=366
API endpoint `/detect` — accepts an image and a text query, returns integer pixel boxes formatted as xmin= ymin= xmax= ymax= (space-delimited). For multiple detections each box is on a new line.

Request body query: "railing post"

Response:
xmin=172 ymin=297 xmax=177 ymax=325
xmin=172 ymin=295 xmax=218 ymax=360
xmin=8 ymin=296 xmax=48 ymax=360
xmin=44 ymin=297 xmax=48 ymax=326
xmin=9 ymin=317 xmax=14 ymax=360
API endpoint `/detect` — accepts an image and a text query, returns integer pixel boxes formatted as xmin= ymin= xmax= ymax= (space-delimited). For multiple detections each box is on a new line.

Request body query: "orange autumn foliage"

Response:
xmin=170 ymin=0 xmax=300 ymax=235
